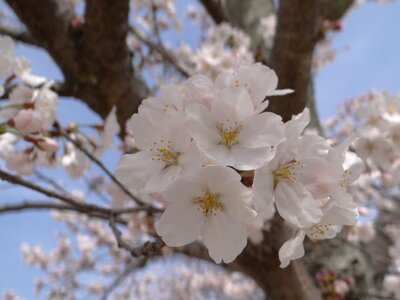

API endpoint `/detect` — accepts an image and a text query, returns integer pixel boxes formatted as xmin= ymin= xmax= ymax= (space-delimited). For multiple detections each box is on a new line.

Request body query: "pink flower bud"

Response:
xmin=37 ymin=137 xmax=59 ymax=152
xmin=13 ymin=109 xmax=43 ymax=135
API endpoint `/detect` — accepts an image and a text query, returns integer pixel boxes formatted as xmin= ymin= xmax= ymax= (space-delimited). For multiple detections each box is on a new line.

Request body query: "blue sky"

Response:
xmin=0 ymin=1 xmax=399 ymax=299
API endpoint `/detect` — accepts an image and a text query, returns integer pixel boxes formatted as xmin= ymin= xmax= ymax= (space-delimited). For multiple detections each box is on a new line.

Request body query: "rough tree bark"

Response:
xmin=5 ymin=0 xmax=148 ymax=134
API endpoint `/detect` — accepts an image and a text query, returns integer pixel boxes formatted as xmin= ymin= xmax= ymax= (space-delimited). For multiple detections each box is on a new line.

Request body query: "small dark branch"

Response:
xmin=129 ymin=26 xmax=191 ymax=77
xmin=0 ymin=201 xmax=75 ymax=214
xmin=64 ymin=133 xmax=162 ymax=213
xmin=100 ymin=263 xmax=140 ymax=300
xmin=0 ymin=168 xmax=152 ymax=219
xmin=269 ymin=0 xmax=320 ymax=121
xmin=34 ymin=171 xmax=71 ymax=196
xmin=0 ymin=168 xmax=98 ymax=209
xmin=0 ymin=26 xmax=39 ymax=46
xmin=109 ymin=215 xmax=165 ymax=258
xmin=198 ymin=0 xmax=227 ymax=24
xmin=0 ymin=201 xmax=113 ymax=222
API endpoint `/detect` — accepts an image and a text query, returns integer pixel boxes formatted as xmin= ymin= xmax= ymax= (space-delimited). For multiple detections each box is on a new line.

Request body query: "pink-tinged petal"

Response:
xmin=275 ymin=182 xmax=323 ymax=228
xmin=343 ymin=152 xmax=364 ymax=184
xmin=202 ymin=213 xmax=248 ymax=263
xmin=199 ymin=165 xmax=241 ymax=193
xmin=203 ymin=144 xmax=235 ymax=167
xmin=284 ymin=108 xmax=310 ymax=140
xmin=178 ymin=143 xmax=206 ymax=174
xmin=115 ymin=152 xmax=163 ymax=190
xmin=239 ymin=112 xmax=284 ymax=148
xmin=212 ymin=87 xmax=254 ymax=122
xmin=267 ymin=89 xmax=294 ymax=96
xmin=144 ymin=165 xmax=182 ymax=193
xmin=236 ymin=64 xmax=278 ymax=105
xmin=185 ymin=103 xmax=220 ymax=148
xmin=230 ymin=144 xmax=271 ymax=170
xmin=162 ymin=176 xmax=204 ymax=205
xmin=220 ymin=188 xmax=256 ymax=222
xmin=328 ymin=134 xmax=358 ymax=164
xmin=253 ymin=164 xmax=275 ymax=211
xmin=183 ymin=74 xmax=215 ymax=108
xmin=128 ymin=110 xmax=164 ymax=149
xmin=299 ymin=158 xmax=342 ymax=199
xmin=254 ymin=100 xmax=270 ymax=114
xmin=279 ymin=230 xmax=306 ymax=268
xmin=156 ymin=201 xmax=204 ymax=247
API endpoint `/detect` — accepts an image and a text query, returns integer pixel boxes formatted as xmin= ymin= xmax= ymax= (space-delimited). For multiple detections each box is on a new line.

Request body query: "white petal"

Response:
xmin=275 ymin=182 xmax=323 ymax=228
xmin=230 ymin=144 xmax=272 ymax=170
xmin=202 ymin=213 xmax=248 ymax=263
xmin=115 ymin=152 xmax=163 ymax=189
xmin=253 ymin=164 xmax=275 ymax=211
xmin=298 ymin=158 xmax=342 ymax=199
xmin=156 ymin=201 xmax=204 ymax=247
xmin=267 ymin=89 xmax=294 ymax=96
xmin=284 ymin=108 xmax=310 ymax=140
xmin=185 ymin=103 xmax=220 ymax=149
xmin=239 ymin=112 xmax=284 ymax=148
xmin=162 ymin=176 xmax=204 ymax=205
xmin=202 ymin=144 xmax=235 ymax=167
xmin=144 ymin=165 xmax=182 ymax=193
xmin=198 ymin=165 xmax=241 ymax=193
xmin=212 ymin=87 xmax=254 ymax=122
xmin=279 ymin=230 xmax=306 ymax=268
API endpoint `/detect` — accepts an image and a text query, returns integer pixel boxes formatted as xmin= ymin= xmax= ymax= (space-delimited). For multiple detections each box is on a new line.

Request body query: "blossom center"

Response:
xmin=273 ymin=160 xmax=302 ymax=187
xmin=193 ymin=191 xmax=224 ymax=217
xmin=218 ymin=120 xmax=243 ymax=148
xmin=150 ymin=140 xmax=179 ymax=167
xmin=339 ymin=170 xmax=352 ymax=189
xmin=309 ymin=224 xmax=332 ymax=240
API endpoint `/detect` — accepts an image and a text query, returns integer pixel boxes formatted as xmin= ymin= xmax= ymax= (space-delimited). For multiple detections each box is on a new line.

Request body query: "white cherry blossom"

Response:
xmin=156 ymin=166 xmax=256 ymax=263
xmin=186 ymin=86 xmax=284 ymax=170
xmin=116 ymin=108 xmax=205 ymax=193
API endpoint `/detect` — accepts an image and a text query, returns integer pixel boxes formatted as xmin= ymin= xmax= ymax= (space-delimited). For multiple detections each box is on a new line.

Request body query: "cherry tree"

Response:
xmin=0 ymin=0 xmax=398 ymax=299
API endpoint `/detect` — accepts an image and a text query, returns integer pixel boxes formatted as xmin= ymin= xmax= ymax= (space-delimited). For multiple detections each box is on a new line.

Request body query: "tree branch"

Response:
xmin=0 ymin=168 xmax=157 ymax=217
xmin=198 ymin=0 xmax=227 ymax=24
xmin=64 ymin=133 xmax=162 ymax=213
xmin=109 ymin=215 xmax=165 ymax=258
xmin=5 ymin=0 xmax=78 ymax=77
xmin=129 ymin=26 xmax=191 ymax=77
xmin=0 ymin=25 xmax=38 ymax=46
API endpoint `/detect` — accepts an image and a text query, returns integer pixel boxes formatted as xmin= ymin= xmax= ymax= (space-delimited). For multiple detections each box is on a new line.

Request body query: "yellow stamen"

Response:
xmin=193 ymin=191 xmax=224 ymax=217
xmin=218 ymin=122 xmax=243 ymax=148
xmin=151 ymin=140 xmax=179 ymax=167
xmin=273 ymin=160 xmax=302 ymax=187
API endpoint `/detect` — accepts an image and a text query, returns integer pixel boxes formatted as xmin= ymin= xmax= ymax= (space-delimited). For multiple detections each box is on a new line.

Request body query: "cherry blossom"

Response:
xmin=156 ymin=166 xmax=256 ymax=263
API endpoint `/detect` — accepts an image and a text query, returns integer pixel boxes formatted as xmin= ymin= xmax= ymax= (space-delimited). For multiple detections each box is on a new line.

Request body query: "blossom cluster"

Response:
xmin=324 ymin=91 xmax=400 ymax=298
xmin=116 ymin=62 xmax=361 ymax=266
xmin=0 ymin=35 xmax=121 ymax=178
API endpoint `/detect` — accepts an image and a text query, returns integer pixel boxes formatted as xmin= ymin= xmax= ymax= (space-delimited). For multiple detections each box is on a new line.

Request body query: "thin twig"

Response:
xmin=100 ymin=263 xmax=141 ymax=300
xmin=129 ymin=26 xmax=191 ymax=77
xmin=0 ymin=169 xmax=156 ymax=219
xmin=0 ymin=25 xmax=39 ymax=46
xmin=34 ymin=170 xmax=71 ymax=195
xmin=109 ymin=214 xmax=165 ymax=258
xmin=64 ymin=133 xmax=162 ymax=213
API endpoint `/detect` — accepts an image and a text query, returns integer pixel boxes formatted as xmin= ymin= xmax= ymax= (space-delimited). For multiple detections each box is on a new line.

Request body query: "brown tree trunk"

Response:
xmin=229 ymin=216 xmax=322 ymax=300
